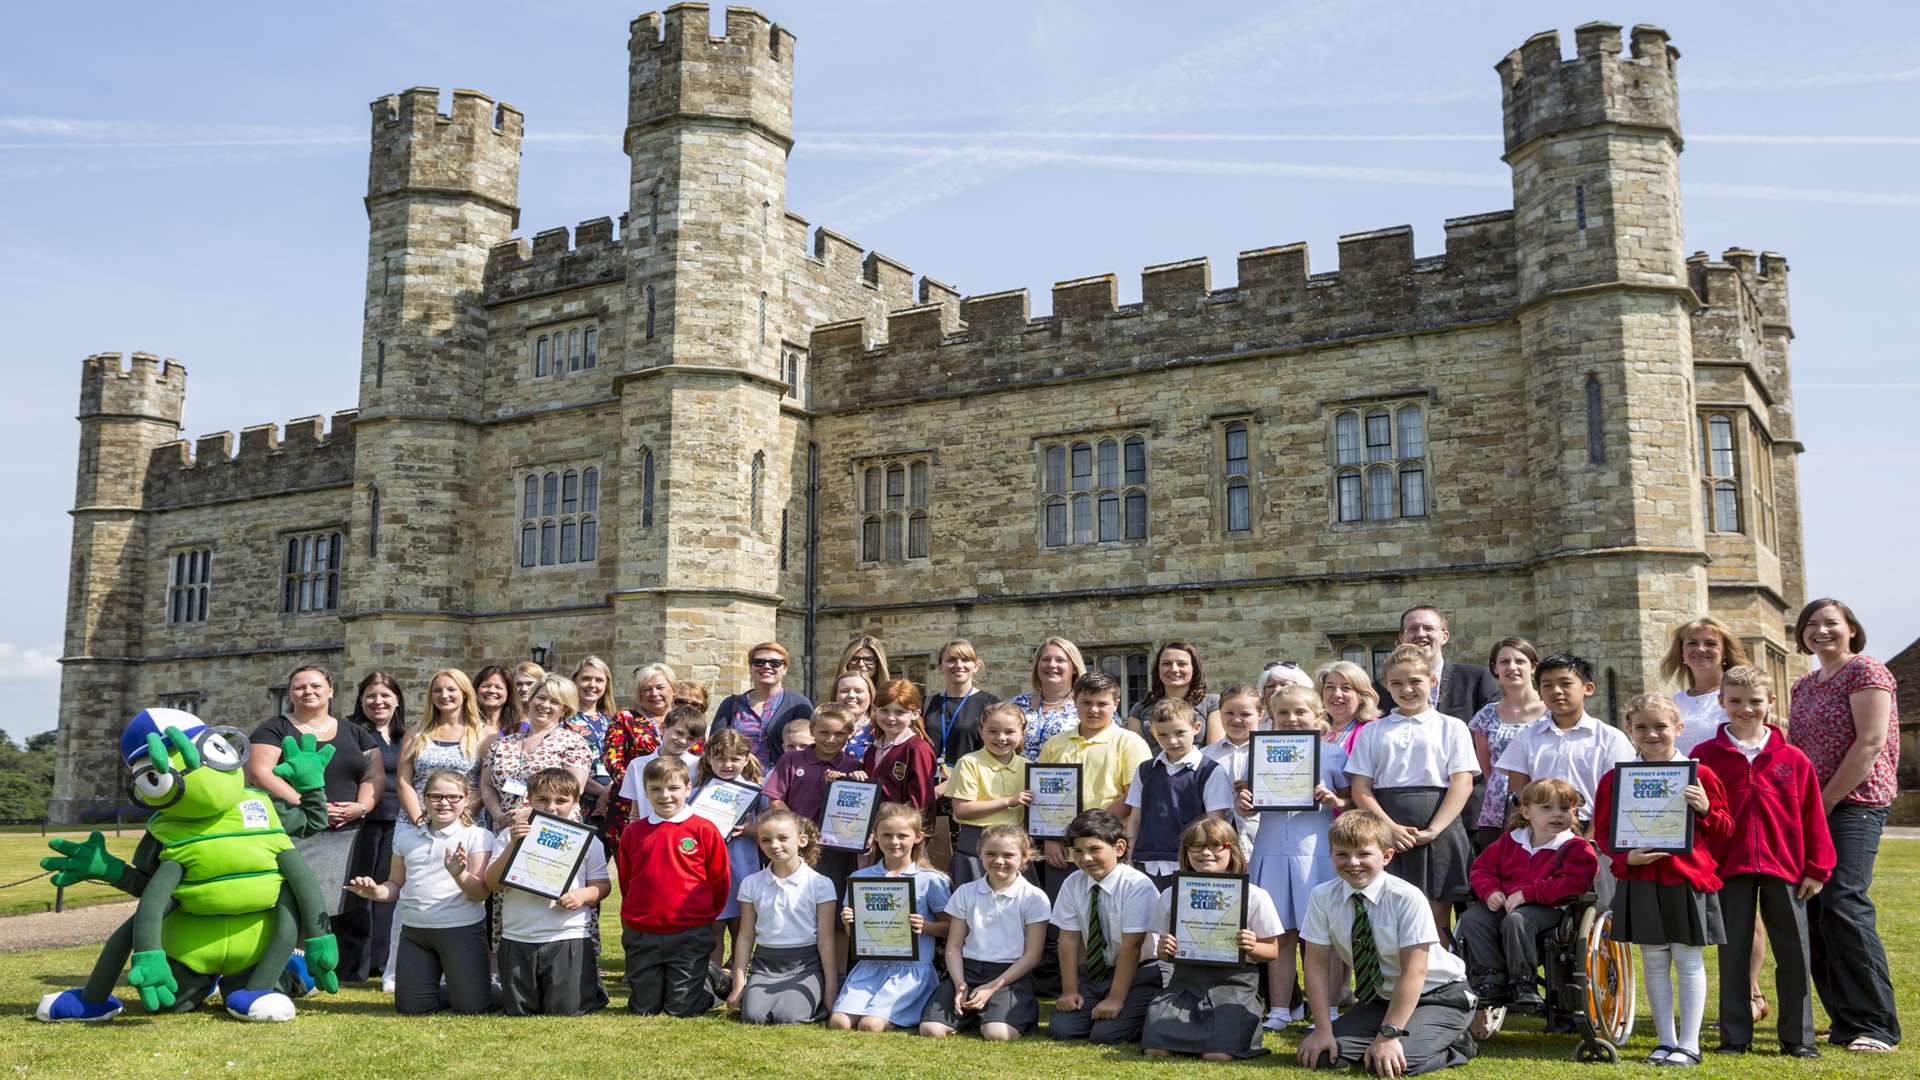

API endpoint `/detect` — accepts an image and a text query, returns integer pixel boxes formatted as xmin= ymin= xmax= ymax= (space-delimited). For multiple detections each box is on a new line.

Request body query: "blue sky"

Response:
xmin=3 ymin=1 xmax=1915 ymax=741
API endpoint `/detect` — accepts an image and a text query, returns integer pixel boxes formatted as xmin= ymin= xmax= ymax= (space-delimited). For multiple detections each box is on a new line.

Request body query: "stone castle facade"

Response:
xmin=54 ymin=8 xmax=1805 ymax=818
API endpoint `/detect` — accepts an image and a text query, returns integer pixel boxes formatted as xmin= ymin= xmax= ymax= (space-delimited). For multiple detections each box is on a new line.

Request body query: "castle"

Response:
xmin=53 ymin=8 xmax=1804 ymax=818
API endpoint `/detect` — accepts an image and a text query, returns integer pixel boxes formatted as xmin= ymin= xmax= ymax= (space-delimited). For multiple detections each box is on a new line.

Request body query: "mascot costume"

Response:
xmin=35 ymin=708 xmax=343 ymax=1022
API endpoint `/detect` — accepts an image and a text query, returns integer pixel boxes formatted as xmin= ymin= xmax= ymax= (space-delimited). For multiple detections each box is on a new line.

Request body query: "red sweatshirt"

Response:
xmin=863 ymin=733 xmax=937 ymax=827
xmin=618 ymin=811 xmax=730 ymax=933
xmin=1694 ymin=725 xmax=1836 ymax=885
xmin=1469 ymin=830 xmax=1599 ymax=908
xmin=1591 ymin=759 xmax=1733 ymax=892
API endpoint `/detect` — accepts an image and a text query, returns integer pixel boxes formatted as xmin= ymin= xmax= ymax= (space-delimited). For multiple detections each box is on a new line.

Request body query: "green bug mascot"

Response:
xmin=35 ymin=708 xmax=342 ymax=1022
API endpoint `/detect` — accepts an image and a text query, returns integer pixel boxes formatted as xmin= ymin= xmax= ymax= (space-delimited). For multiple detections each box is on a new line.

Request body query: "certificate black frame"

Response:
xmin=689 ymin=776 xmax=763 ymax=834
xmin=848 ymin=877 xmax=919 ymax=963
xmin=1607 ymin=760 xmax=1698 ymax=856
xmin=1246 ymin=732 xmax=1322 ymax=812
xmin=1024 ymin=762 xmax=1084 ymax=839
xmin=818 ymin=779 xmax=882 ymax=851
xmin=1171 ymin=872 xmax=1249 ymax=968
xmin=500 ymin=809 xmax=596 ymax=902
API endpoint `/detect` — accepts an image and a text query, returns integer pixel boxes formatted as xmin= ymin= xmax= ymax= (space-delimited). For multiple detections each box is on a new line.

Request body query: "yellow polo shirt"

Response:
xmin=948 ymin=748 xmax=1027 ymax=827
xmin=1038 ymin=722 xmax=1153 ymax=811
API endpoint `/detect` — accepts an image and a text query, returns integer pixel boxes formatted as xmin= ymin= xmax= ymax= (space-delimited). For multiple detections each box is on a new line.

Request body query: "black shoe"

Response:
xmin=1712 ymin=1044 xmax=1750 ymax=1055
xmin=1509 ymin=991 xmax=1544 ymax=1014
xmin=1782 ymin=1044 xmax=1821 ymax=1059
xmin=1543 ymin=1011 xmax=1578 ymax=1034
xmin=1471 ymin=979 xmax=1510 ymax=1006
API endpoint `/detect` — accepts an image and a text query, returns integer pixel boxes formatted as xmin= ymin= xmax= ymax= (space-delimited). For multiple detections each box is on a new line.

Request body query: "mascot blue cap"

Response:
xmin=120 ymin=708 xmax=207 ymax=767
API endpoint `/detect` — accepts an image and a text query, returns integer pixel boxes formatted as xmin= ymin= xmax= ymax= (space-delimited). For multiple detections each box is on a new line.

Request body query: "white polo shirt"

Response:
xmin=494 ymin=826 xmax=608 ymax=943
xmin=737 ymin=862 xmax=837 ymax=947
xmin=1345 ymin=708 xmax=1478 ymax=789
xmin=1126 ymin=747 xmax=1238 ymax=876
xmin=616 ymin=749 xmax=705 ymax=804
xmin=1201 ymin=736 xmax=1260 ymax=856
xmin=394 ymin=820 xmax=494 ymax=930
xmin=1495 ymin=714 xmax=1634 ymax=822
xmin=1301 ymin=871 xmax=1466 ymax=996
xmin=945 ymin=875 xmax=1052 ymax=963
xmin=1050 ymin=862 xmax=1159 ymax=966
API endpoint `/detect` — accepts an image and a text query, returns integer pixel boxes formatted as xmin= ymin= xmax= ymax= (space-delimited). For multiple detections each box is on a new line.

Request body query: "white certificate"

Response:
xmin=1247 ymin=733 xmax=1320 ymax=812
xmin=689 ymin=777 xmax=762 ymax=835
xmin=1172 ymin=873 xmax=1247 ymax=967
xmin=1608 ymin=761 xmax=1697 ymax=855
xmin=499 ymin=810 xmax=595 ymax=901
xmin=819 ymin=779 xmax=881 ymax=851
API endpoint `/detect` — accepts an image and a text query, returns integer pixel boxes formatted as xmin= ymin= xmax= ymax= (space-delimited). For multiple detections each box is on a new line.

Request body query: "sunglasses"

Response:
xmin=750 ymin=658 xmax=787 ymax=669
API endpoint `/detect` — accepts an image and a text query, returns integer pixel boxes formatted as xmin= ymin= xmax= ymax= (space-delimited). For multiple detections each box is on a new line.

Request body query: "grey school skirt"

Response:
xmin=1142 ymin=961 xmax=1268 ymax=1058
xmin=292 ymin=824 xmax=360 ymax=916
xmin=1373 ymin=786 xmax=1473 ymax=904
xmin=1611 ymin=879 xmax=1725 ymax=948
xmin=740 ymin=943 xmax=828 ymax=1024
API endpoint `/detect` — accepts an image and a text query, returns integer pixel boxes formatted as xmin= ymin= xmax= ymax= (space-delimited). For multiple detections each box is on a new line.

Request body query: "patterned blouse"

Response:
xmin=1014 ymin=692 xmax=1079 ymax=761
xmin=1467 ymin=702 xmax=1540 ymax=828
xmin=570 ymin=711 xmax=612 ymax=782
xmin=601 ymin=711 xmax=664 ymax=838
xmin=408 ymin=737 xmax=486 ymax=828
xmin=486 ymin=725 xmax=593 ymax=818
xmin=1789 ymin=654 xmax=1901 ymax=807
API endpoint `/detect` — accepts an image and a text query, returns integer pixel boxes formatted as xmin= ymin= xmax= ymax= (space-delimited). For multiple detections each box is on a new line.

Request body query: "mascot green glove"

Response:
xmin=36 ymin=709 xmax=339 ymax=1023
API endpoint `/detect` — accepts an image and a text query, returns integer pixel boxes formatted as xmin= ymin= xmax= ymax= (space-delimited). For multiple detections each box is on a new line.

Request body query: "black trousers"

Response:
xmin=336 ymin=818 xmax=396 ymax=981
xmin=1455 ymin=902 xmax=1562 ymax=987
xmin=1807 ymin=803 xmax=1901 ymax=1046
xmin=1718 ymin=873 xmax=1813 ymax=1047
xmin=623 ymin=924 xmax=715 ymax=1017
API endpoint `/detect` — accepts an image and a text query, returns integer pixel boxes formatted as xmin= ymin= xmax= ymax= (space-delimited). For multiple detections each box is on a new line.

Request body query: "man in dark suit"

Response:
xmin=1399 ymin=604 xmax=1499 ymax=721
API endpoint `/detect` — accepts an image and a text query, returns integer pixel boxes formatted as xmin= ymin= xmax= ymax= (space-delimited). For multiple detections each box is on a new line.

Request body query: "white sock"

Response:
xmin=1641 ymin=945 xmax=1677 ymax=1050
xmin=1673 ymin=944 xmax=1707 ymax=1054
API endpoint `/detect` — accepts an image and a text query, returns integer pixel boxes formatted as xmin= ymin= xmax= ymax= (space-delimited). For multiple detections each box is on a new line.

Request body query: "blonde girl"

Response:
xmin=699 ymin=728 xmax=769 ymax=966
xmin=829 ymin=802 xmax=952 ymax=1031
xmin=920 ymin=824 xmax=1049 ymax=1041
xmin=729 ymin=809 xmax=839 ymax=1023
xmin=398 ymin=669 xmax=485 ymax=828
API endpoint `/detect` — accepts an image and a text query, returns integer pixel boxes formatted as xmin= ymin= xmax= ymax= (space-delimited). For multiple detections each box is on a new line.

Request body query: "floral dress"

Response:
xmin=485 ymin=726 xmax=593 ymax=819
xmin=1467 ymin=702 xmax=1537 ymax=830
xmin=1014 ymin=692 xmax=1079 ymax=761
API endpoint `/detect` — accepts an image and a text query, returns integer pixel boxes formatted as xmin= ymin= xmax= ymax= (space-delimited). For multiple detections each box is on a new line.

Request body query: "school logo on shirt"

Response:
xmin=794 ymin=767 xmax=806 ymax=779
xmin=892 ymin=761 xmax=908 ymax=782
xmin=679 ymin=836 xmax=698 ymax=855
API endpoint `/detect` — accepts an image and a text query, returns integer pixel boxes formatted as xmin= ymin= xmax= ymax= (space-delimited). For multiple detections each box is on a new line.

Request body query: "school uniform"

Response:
xmin=1493 ymin=713 xmax=1634 ymax=825
xmin=618 ymin=805 xmax=731 ymax=1016
xmin=693 ymin=780 xmax=766 ymax=921
xmin=1048 ymin=863 xmax=1165 ymax=1044
xmin=832 ymin=863 xmax=952 ymax=1027
xmin=1591 ymin=759 xmax=1734 ymax=947
xmin=493 ymin=823 xmax=609 ymax=1015
xmin=945 ymin=748 xmax=1029 ymax=886
xmin=1456 ymin=828 xmax=1597 ymax=1000
xmin=1301 ymin=872 xmax=1476 ymax=1075
xmin=923 ymin=875 xmax=1051 ymax=1034
xmin=736 ymin=862 xmax=838 ymax=1024
xmin=1249 ymin=739 xmax=1350 ymax=931
xmin=862 ymin=732 xmax=937 ymax=830
xmin=1200 ymin=737 xmax=1258 ymax=860
xmin=391 ymin=820 xmax=495 ymax=1016
xmin=1125 ymin=748 xmax=1235 ymax=887
xmin=1142 ymin=881 xmax=1283 ymax=1058
xmin=1034 ymin=722 xmax=1154 ymax=992
xmin=614 ymin=749 xmax=704 ymax=808
xmin=764 ymin=748 xmax=865 ymax=900
xmin=1345 ymin=709 xmax=1479 ymax=904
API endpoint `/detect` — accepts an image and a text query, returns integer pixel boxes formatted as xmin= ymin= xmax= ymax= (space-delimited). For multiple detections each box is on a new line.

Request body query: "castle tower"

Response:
xmin=615 ymin=6 xmax=798 ymax=684
xmin=348 ymin=88 xmax=522 ymax=681
xmin=1501 ymin=23 xmax=1708 ymax=701
xmin=53 ymin=353 xmax=185 ymax=819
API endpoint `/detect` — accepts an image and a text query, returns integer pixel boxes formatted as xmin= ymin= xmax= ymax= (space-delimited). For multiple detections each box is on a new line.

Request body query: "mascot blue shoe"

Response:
xmin=35 ymin=989 xmax=123 ymax=1023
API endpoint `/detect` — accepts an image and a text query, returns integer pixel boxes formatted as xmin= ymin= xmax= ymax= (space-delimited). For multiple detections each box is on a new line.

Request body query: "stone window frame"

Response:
xmin=1328 ymin=398 xmax=1428 ymax=525
xmin=1698 ymin=410 xmax=1743 ymax=535
xmin=517 ymin=463 xmax=602 ymax=570
xmin=856 ymin=452 xmax=933 ymax=566
xmin=1751 ymin=638 xmax=1790 ymax=698
xmin=1331 ymin=632 xmax=1401 ymax=684
xmin=1038 ymin=430 xmax=1149 ymax=550
xmin=165 ymin=545 xmax=212 ymax=625
xmin=1751 ymin=426 xmax=1778 ymax=549
xmin=638 ymin=446 xmax=656 ymax=530
xmin=158 ymin=691 xmax=205 ymax=717
xmin=750 ymin=451 xmax=766 ymax=534
xmin=281 ymin=528 xmax=344 ymax=615
xmin=531 ymin=321 xmax=599 ymax=378
xmin=1213 ymin=414 xmax=1258 ymax=538
xmin=1086 ymin=643 xmax=1152 ymax=716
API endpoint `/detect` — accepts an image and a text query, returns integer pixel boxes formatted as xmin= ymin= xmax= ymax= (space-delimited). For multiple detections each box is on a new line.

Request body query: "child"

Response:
xmin=1048 ymin=808 xmax=1163 ymax=1045
xmin=345 ymin=769 xmax=494 ymax=1015
xmin=829 ymin=802 xmax=953 ymax=1031
xmin=1693 ymin=667 xmax=1833 ymax=1058
xmin=618 ymin=756 xmax=732 ymax=1016
xmin=699 ymin=728 xmax=767 ymax=974
xmin=947 ymin=703 xmax=1035 ymax=886
xmin=727 ymin=809 xmax=840 ymax=1024
xmin=1037 ymin=672 xmax=1153 ymax=894
xmin=483 ymin=768 xmax=611 ymax=1015
xmin=1590 ymin=695 xmax=1734 ymax=1067
xmin=1457 ymin=778 xmax=1597 ymax=1028
xmin=1296 ymin=810 xmax=1477 ymax=1077
xmin=1142 ymin=817 xmax=1284 ymax=1060
xmin=1124 ymin=698 xmax=1235 ymax=891
xmin=782 ymin=723 xmax=815 ymax=755
xmin=1346 ymin=645 xmax=1479 ymax=928
xmin=1246 ymin=683 xmax=1351 ymax=1030
xmin=1202 ymin=683 xmax=1265 ymax=862
xmin=765 ymin=705 xmax=866 ymax=905
xmin=1495 ymin=654 xmax=1634 ymax=831
xmin=919 ymin=824 xmax=1050 ymax=1041
xmin=615 ymin=704 xmax=706 ymax=822
xmin=862 ymin=680 xmax=938 ymax=830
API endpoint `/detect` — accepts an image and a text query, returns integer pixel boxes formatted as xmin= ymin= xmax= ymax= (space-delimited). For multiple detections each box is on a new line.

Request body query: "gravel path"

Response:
xmin=0 ymin=900 xmax=133 ymax=953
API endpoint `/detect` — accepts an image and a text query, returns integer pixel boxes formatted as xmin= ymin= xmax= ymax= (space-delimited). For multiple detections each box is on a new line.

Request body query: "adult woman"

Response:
xmin=710 ymin=641 xmax=814 ymax=767
xmin=839 ymin=635 xmax=893 ymax=688
xmin=247 ymin=664 xmax=381 ymax=918
xmin=399 ymin=669 xmax=487 ymax=828
xmin=926 ymin=639 xmax=999 ymax=769
xmin=1256 ymin=660 xmax=1313 ymax=703
xmin=1787 ymin=598 xmax=1902 ymax=1053
xmin=1014 ymin=637 xmax=1085 ymax=760
xmin=1662 ymin=616 xmax=1752 ymax=755
xmin=1465 ymin=639 xmax=1547 ymax=852
xmin=603 ymin=663 xmax=674 ymax=840
xmin=1316 ymin=660 xmax=1381 ymax=755
xmin=512 ymin=660 xmax=545 ymax=707
xmin=834 ymin=670 xmax=879 ymax=760
xmin=336 ymin=672 xmax=406 ymax=982
xmin=569 ymin=656 xmax=619 ymax=815
xmin=1125 ymin=641 xmax=1222 ymax=748
xmin=473 ymin=664 xmax=525 ymax=737
xmin=482 ymin=673 xmax=593 ymax=823
xmin=674 ymin=680 xmax=711 ymax=717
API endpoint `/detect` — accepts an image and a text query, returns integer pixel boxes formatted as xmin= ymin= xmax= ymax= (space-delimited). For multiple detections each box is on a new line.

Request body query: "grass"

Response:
xmin=0 ymin=833 xmax=142 ymax=917
xmin=3 ymin=843 xmax=1914 ymax=1079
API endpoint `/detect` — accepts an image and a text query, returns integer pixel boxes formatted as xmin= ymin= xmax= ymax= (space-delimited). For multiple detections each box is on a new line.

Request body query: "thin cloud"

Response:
xmin=0 ymin=643 xmax=59 ymax=682
xmin=1688 ymin=67 xmax=1920 ymax=90
xmin=811 ymin=131 xmax=1920 ymax=148
xmin=1797 ymin=382 xmax=1920 ymax=391
xmin=1693 ymin=182 xmax=1920 ymax=208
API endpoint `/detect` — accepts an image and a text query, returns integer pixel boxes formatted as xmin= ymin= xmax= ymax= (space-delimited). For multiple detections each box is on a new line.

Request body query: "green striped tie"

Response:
xmin=1351 ymin=893 xmax=1382 ymax=1004
xmin=1084 ymin=891 xmax=1111 ymax=982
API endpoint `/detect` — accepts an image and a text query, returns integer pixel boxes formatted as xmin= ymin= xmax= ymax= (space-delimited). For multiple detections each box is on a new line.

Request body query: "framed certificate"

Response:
xmin=1607 ymin=760 xmax=1697 ymax=855
xmin=689 ymin=777 xmax=762 ymax=835
xmin=849 ymin=877 xmax=919 ymax=962
xmin=1172 ymin=872 xmax=1248 ymax=967
xmin=818 ymin=779 xmax=881 ymax=851
xmin=498 ymin=810 xmax=596 ymax=901
xmin=1247 ymin=732 xmax=1320 ymax=812
xmin=1025 ymin=763 xmax=1082 ymax=839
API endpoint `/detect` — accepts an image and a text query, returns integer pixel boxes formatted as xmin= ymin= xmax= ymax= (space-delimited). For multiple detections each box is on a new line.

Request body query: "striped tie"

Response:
xmin=1084 ymin=891 xmax=1111 ymax=982
xmin=1351 ymin=893 xmax=1382 ymax=1004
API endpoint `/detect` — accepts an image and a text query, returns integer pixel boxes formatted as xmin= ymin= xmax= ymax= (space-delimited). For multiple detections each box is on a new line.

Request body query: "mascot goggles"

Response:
xmin=127 ymin=726 xmax=251 ymax=808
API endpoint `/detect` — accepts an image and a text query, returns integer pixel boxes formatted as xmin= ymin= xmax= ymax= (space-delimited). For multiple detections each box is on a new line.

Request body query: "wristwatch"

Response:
xmin=1377 ymin=1023 xmax=1410 ymax=1039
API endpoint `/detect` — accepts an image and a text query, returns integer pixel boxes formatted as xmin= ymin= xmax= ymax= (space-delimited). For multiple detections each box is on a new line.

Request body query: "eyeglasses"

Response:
xmin=846 ymin=656 xmax=877 ymax=668
xmin=749 ymin=658 xmax=787 ymax=669
xmin=1183 ymin=840 xmax=1234 ymax=853
xmin=424 ymin=793 xmax=465 ymax=803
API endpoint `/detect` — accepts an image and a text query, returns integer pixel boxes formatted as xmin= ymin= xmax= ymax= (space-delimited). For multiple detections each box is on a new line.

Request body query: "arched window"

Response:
xmin=907 ymin=511 xmax=928 ymax=559
xmin=1334 ymin=412 xmax=1360 ymax=465
xmin=1336 ymin=471 xmax=1362 ymax=522
xmin=1330 ymin=400 xmax=1430 ymax=524
xmin=1072 ymin=494 xmax=1093 ymax=545
xmin=884 ymin=513 xmax=903 ymax=561
xmin=1123 ymin=437 xmax=1146 ymax=485
xmin=1097 ymin=493 xmax=1120 ymax=541
xmin=282 ymin=531 xmax=342 ymax=613
xmin=908 ymin=460 xmax=928 ymax=506
xmin=1366 ymin=466 xmax=1393 ymax=520
xmin=750 ymin=452 xmax=765 ymax=531
xmin=1223 ymin=421 xmax=1251 ymax=534
xmin=579 ymin=466 xmax=599 ymax=562
xmin=1044 ymin=446 xmax=1067 ymax=493
xmin=1701 ymin=412 xmax=1742 ymax=533
xmin=645 ymin=286 xmax=657 ymax=339
xmin=1365 ymin=410 xmax=1391 ymax=462
xmin=520 ymin=464 xmax=604 ymax=567
xmin=583 ymin=327 xmax=598 ymax=369
xmin=1044 ymin=497 xmax=1067 ymax=547
xmin=1398 ymin=464 xmax=1427 ymax=518
xmin=1124 ymin=491 xmax=1147 ymax=539
xmin=885 ymin=463 xmax=905 ymax=509
xmin=1396 ymin=405 xmax=1425 ymax=459
xmin=863 ymin=516 xmax=882 ymax=562
xmin=1097 ymin=439 xmax=1119 ymax=489
xmin=582 ymin=467 xmax=599 ymax=512
xmin=1038 ymin=435 xmax=1149 ymax=546
xmin=861 ymin=456 xmax=934 ymax=563
xmin=568 ymin=328 xmax=581 ymax=372
xmin=520 ymin=523 xmax=536 ymax=568
xmin=542 ymin=472 xmax=558 ymax=516
xmin=1070 ymin=443 xmax=1093 ymax=491
xmin=166 ymin=547 xmax=211 ymax=624
xmin=640 ymin=449 xmax=656 ymax=529
xmin=562 ymin=470 xmax=579 ymax=515
xmin=522 ymin=475 xmax=538 ymax=519
xmin=559 ymin=518 xmax=578 ymax=563
xmin=535 ymin=335 xmax=550 ymax=376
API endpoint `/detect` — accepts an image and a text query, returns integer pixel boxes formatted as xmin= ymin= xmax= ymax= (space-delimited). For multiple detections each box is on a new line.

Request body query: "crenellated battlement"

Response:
xmin=368 ymin=86 xmax=522 ymax=214
xmin=147 ymin=412 xmax=359 ymax=508
xmin=1688 ymin=248 xmax=1792 ymax=388
xmin=1496 ymin=22 xmax=1680 ymax=157
xmin=809 ymin=213 xmax=1517 ymax=411
xmin=627 ymin=5 xmax=794 ymax=147
xmin=79 ymin=352 xmax=185 ymax=422
xmin=485 ymin=216 xmax=628 ymax=304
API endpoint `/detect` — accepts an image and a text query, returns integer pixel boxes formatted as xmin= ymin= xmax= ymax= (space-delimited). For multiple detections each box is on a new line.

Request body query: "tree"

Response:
xmin=0 ymin=729 xmax=57 ymax=820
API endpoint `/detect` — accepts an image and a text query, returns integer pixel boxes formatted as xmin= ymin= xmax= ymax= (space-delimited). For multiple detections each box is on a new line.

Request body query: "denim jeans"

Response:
xmin=1806 ymin=802 xmax=1900 ymax=1045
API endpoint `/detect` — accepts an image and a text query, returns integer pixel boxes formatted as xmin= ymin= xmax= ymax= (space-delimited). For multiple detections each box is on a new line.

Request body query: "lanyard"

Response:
xmin=938 ymin=688 xmax=973 ymax=755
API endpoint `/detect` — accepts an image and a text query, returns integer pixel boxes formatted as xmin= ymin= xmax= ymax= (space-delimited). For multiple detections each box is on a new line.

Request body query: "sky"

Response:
xmin=2 ymin=1 xmax=1915 ymax=742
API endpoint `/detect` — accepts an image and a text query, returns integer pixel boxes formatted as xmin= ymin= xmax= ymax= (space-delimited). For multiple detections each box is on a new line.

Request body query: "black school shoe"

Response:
xmin=1712 ymin=1044 xmax=1750 ymax=1054
xmin=1782 ymin=1044 xmax=1821 ymax=1059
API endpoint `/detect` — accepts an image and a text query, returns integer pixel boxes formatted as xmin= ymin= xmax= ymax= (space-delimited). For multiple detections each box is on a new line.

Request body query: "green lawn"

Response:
xmin=0 ymin=833 xmax=142 ymax=917
xmin=4 ymin=843 xmax=1914 ymax=1079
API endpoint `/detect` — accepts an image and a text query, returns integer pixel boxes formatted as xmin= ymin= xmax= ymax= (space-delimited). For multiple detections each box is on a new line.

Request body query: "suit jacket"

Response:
xmin=1436 ymin=659 xmax=1500 ymax=722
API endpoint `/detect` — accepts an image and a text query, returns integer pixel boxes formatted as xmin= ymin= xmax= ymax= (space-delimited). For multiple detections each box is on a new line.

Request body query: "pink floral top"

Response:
xmin=1788 ymin=654 xmax=1900 ymax=807
xmin=485 ymin=725 xmax=593 ymax=817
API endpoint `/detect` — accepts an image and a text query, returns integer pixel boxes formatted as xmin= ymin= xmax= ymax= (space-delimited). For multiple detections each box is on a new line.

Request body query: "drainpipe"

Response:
xmin=804 ymin=440 xmax=819 ymax=699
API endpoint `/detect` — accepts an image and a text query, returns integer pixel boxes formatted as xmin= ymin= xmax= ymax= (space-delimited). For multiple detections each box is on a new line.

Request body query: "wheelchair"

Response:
xmin=1461 ymin=892 xmax=1637 ymax=1063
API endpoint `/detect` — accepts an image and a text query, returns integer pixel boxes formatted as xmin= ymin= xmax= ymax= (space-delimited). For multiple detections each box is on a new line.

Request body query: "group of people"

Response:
xmin=234 ymin=598 xmax=1900 ymax=1073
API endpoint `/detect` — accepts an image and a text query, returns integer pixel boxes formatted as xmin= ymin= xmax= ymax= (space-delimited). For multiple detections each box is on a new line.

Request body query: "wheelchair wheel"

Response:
xmin=1579 ymin=904 xmax=1635 ymax=1047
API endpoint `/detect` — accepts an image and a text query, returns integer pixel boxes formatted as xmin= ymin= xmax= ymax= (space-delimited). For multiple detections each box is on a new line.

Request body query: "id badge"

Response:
xmin=501 ymin=777 xmax=529 ymax=798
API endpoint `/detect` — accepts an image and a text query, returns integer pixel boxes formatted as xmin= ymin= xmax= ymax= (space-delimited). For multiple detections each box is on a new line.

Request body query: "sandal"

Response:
xmin=1645 ymin=1045 xmax=1677 ymax=1064
xmin=1750 ymin=992 xmax=1771 ymax=1023
xmin=1846 ymin=1037 xmax=1895 ymax=1053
